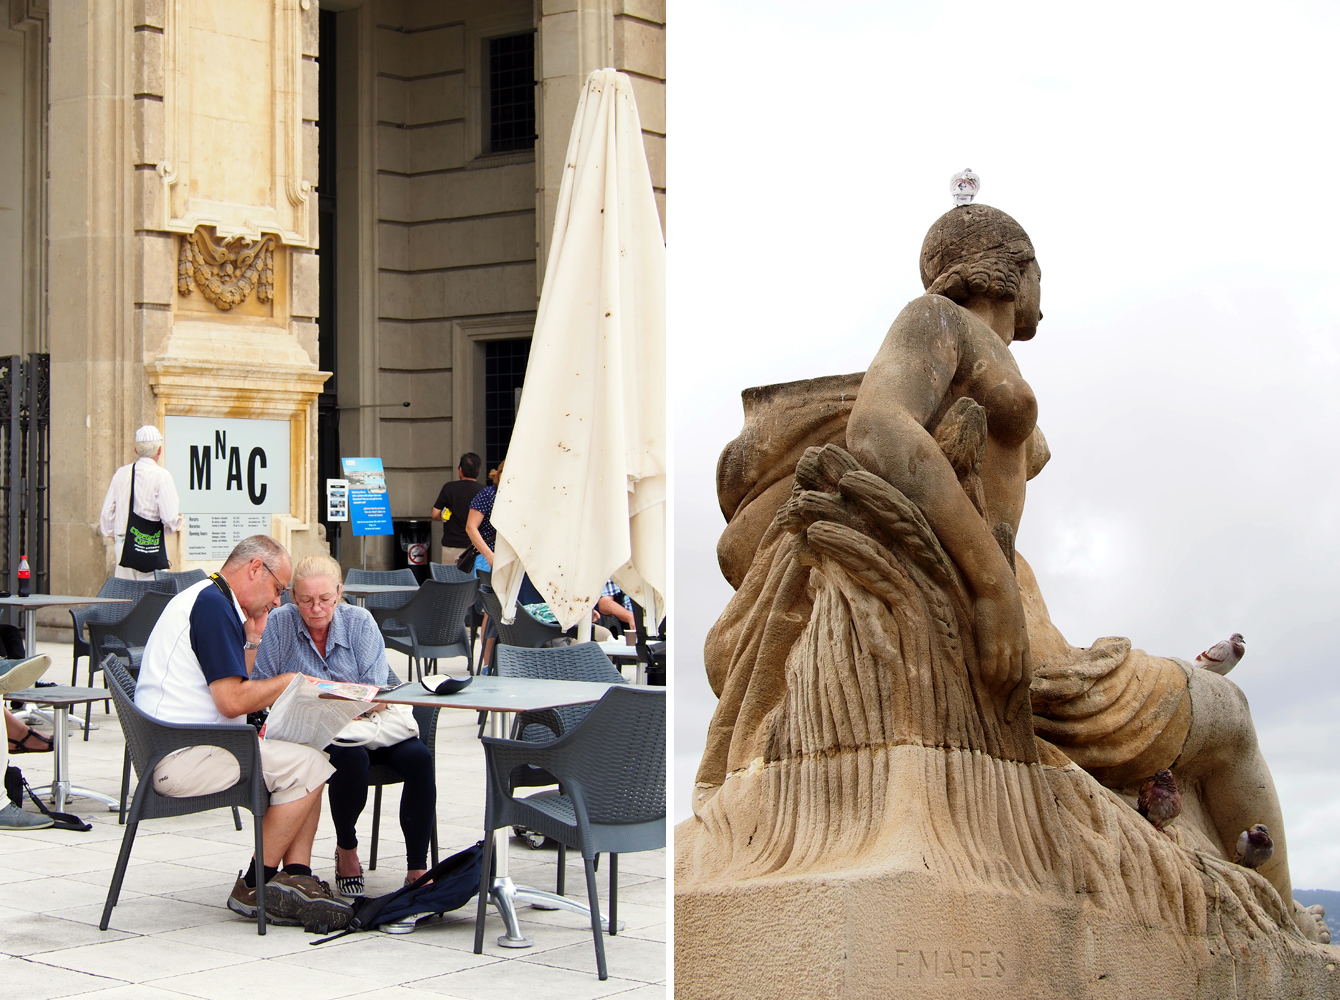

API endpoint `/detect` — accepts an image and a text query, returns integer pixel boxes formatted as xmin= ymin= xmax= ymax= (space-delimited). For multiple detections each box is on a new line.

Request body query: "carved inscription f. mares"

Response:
xmin=893 ymin=948 xmax=1007 ymax=980
xmin=177 ymin=228 xmax=277 ymax=311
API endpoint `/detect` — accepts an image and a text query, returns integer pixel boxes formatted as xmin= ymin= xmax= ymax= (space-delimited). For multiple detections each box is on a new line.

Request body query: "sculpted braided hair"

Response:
xmin=919 ymin=204 xmax=1035 ymax=305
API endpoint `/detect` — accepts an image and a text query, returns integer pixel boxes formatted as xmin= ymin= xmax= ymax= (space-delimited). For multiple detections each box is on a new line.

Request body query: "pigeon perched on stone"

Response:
xmin=1195 ymin=633 xmax=1245 ymax=675
xmin=1234 ymin=824 xmax=1274 ymax=870
xmin=1137 ymin=768 xmax=1182 ymax=833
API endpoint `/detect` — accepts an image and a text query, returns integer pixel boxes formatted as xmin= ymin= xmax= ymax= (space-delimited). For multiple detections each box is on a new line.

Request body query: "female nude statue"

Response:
xmin=848 ymin=204 xmax=1304 ymax=927
xmin=686 ymin=203 xmax=1325 ymax=944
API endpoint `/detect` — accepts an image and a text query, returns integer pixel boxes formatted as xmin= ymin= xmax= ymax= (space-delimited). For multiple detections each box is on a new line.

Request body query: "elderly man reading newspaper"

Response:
xmin=134 ymin=535 xmax=353 ymax=931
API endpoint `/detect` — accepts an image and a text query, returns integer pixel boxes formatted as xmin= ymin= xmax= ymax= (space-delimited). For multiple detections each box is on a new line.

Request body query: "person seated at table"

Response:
xmin=251 ymin=554 xmax=436 ymax=897
xmin=596 ymin=581 xmax=636 ymax=637
xmin=6 ymin=706 xmax=52 ymax=754
xmin=136 ymin=536 xmax=352 ymax=931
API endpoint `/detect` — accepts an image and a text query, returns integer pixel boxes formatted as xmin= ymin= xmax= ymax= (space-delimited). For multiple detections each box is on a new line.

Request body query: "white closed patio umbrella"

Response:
xmin=489 ymin=68 xmax=666 ymax=633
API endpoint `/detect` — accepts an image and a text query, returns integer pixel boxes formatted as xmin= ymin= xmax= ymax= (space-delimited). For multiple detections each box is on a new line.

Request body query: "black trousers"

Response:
xmin=324 ymin=737 xmax=437 ymax=870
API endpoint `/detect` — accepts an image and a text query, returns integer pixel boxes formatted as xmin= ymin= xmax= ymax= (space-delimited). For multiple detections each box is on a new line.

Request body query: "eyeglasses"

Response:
xmin=261 ymin=561 xmax=290 ymax=597
xmin=295 ymin=594 xmax=338 ymax=610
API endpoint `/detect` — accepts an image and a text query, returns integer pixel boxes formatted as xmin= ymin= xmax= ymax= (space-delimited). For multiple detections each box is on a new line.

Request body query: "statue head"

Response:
xmin=919 ymin=205 xmax=1038 ymax=338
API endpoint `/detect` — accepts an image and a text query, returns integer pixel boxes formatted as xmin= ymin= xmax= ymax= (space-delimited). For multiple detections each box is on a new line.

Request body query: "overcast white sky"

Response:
xmin=669 ymin=1 xmax=1340 ymax=888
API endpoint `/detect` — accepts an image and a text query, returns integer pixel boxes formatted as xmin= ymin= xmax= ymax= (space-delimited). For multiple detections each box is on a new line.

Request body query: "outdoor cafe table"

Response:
xmin=3 ymin=685 xmax=121 ymax=813
xmin=374 ymin=674 xmax=618 ymax=948
xmin=0 ymin=594 xmax=132 ymax=667
xmin=597 ymin=639 xmax=645 ymax=684
xmin=341 ymin=582 xmax=419 ymax=608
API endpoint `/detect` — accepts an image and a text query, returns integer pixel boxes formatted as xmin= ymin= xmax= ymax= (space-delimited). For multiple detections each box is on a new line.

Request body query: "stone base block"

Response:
xmin=674 ymin=867 xmax=1340 ymax=999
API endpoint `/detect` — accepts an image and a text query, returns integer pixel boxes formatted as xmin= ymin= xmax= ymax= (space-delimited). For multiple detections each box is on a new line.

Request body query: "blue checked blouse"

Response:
xmin=250 ymin=602 xmax=391 ymax=687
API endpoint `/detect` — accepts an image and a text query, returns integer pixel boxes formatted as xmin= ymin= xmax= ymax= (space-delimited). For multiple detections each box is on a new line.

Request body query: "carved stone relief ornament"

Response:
xmin=177 ymin=228 xmax=277 ymax=311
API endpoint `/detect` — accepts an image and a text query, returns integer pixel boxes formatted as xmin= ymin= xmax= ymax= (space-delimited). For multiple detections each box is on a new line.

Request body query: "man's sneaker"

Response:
xmin=225 ymin=874 xmax=299 ymax=925
xmin=0 ymin=802 xmax=53 ymax=830
xmin=266 ymin=872 xmax=353 ymax=932
xmin=0 ymin=655 xmax=52 ymax=697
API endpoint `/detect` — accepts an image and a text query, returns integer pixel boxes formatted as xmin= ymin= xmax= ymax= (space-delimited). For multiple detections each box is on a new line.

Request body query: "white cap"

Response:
xmin=134 ymin=425 xmax=163 ymax=444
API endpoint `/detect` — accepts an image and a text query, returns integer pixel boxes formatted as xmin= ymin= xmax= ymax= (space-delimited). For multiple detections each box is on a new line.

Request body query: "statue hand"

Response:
xmin=972 ymin=583 xmax=1033 ymax=721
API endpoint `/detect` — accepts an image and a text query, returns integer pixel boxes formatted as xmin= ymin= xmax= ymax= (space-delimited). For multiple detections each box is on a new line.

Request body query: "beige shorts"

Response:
xmin=441 ymin=545 xmax=467 ymax=566
xmin=152 ymin=739 xmax=334 ymax=805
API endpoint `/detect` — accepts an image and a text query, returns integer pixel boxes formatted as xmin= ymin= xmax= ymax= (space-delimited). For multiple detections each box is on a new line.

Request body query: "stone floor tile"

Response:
xmin=518 ymin=900 xmax=664 ymax=933
xmin=622 ymin=922 xmax=664 ymax=943
xmin=0 ymin=957 xmax=126 ymax=999
xmin=67 ymin=860 xmax=233 ymax=896
xmin=522 ymin=936 xmax=665 ymax=983
xmin=156 ymin=919 xmax=324 ymax=960
xmin=271 ymin=933 xmax=495 ymax=985
xmin=54 ymin=892 xmax=233 ymax=934
xmin=0 ymin=911 xmax=137 ymax=957
xmin=41 ymin=986 xmax=206 ymax=1000
xmin=32 ymin=934 xmax=250 ymax=983
xmin=411 ymin=960 xmax=640 ymax=1000
xmin=1 ymin=874 xmax=140 ymax=913
xmin=599 ymin=986 xmax=666 ymax=999
xmin=150 ymin=958 xmax=388 ymax=1000
xmin=80 ymin=832 xmax=240 ymax=862
xmin=7 ymin=844 xmax=150 ymax=877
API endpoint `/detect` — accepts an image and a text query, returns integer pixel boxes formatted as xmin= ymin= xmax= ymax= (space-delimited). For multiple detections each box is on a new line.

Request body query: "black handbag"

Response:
xmin=119 ymin=462 xmax=170 ymax=572
xmin=455 ymin=543 xmax=478 ymax=572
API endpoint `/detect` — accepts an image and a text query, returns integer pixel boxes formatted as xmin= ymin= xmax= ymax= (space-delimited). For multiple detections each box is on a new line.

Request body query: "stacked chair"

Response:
xmin=346 ymin=568 xmax=418 ymax=642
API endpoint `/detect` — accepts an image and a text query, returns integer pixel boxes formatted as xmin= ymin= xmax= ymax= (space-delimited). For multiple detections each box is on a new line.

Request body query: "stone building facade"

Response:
xmin=0 ymin=0 xmax=664 ymax=632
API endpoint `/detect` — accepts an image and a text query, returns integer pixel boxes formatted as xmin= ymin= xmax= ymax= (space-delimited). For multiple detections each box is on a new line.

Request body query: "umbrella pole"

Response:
xmin=577 ymin=620 xmax=591 ymax=643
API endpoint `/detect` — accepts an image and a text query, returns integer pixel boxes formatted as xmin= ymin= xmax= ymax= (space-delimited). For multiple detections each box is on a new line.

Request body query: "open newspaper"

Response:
xmin=261 ymin=675 xmax=380 ymax=750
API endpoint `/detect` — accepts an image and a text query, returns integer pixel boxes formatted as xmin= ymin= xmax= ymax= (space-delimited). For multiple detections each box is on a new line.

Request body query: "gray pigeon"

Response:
xmin=1234 ymin=824 xmax=1274 ymax=870
xmin=1195 ymin=633 xmax=1245 ymax=675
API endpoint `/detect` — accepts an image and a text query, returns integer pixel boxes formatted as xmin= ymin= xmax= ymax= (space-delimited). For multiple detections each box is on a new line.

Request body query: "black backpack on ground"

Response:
xmin=311 ymin=840 xmax=484 ymax=943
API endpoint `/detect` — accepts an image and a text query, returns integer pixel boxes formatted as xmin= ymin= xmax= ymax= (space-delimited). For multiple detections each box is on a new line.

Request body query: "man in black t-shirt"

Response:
xmin=431 ymin=452 xmax=484 ymax=565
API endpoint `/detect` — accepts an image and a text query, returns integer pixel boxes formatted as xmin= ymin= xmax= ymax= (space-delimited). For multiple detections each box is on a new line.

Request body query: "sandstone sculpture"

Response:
xmin=674 ymin=204 xmax=1340 ymax=998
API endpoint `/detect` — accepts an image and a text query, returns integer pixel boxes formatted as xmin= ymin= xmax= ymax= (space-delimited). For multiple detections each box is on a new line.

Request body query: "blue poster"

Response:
xmin=342 ymin=457 xmax=393 ymax=536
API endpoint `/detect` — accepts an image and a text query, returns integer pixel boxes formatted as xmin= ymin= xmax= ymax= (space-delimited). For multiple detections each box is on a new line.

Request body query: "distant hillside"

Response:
xmin=1292 ymin=889 xmax=1340 ymax=936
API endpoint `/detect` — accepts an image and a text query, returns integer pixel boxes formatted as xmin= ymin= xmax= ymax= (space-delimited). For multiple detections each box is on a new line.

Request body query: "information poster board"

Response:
xmin=342 ymin=457 xmax=392 ymax=536
xmin=165 ymin=416 xmax=291 ymax=515
xmin=184 ymin=514 xmax=274 ymax=561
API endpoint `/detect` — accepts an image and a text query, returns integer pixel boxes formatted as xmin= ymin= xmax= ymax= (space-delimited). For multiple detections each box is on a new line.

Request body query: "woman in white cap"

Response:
xmin=98 ymin=425 xmax=184 ymax=579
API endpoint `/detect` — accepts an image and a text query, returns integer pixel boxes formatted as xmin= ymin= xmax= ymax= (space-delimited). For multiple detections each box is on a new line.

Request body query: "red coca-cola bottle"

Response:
xmin=17 ymin=555 xmax=29 ymax=597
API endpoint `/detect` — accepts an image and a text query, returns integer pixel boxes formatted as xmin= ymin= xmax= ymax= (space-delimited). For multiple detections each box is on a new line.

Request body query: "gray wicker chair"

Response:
xmin=495 ymin=643 xmax=627 ymax=743
xmin=478 ymin=585 xmax=561 ymax=672
xmin=495 ymin=643 xmax=629 ymax=884
xmin=101 ymin=655 xmax=271 ymax=935
xmin=372 ymin=578 xmax=477 ymax=681
xmin=104 ymin=654 xmax=244 ymax=831
xmin=428 ymin=563 xmax=477 ymax=584
xmin=366 ymin=701 xmax=442 ymax=872
xmin=153 ymin=568 xmax=208 ymax=591
xmin=346 ymin=568 xmax=418 ymax=639
xmin=69 ymin=576 xmax=174 ymax=689
xmin=431 ymin=562 xmax=485 ymax=658
xmin=82 ymin=590 xmax=175 ymax=739
xmin=473 ymin=685 xmax=665 ymax=979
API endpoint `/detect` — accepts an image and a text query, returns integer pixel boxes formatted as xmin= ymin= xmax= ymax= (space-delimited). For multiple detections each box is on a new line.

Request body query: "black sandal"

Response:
xmin=9 ymin=727 xmax=53 ymax=754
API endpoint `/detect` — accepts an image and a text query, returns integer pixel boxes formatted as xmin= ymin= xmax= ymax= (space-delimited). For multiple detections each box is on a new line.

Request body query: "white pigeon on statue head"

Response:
xmin=1195 ymin=633 xmax=1245 ymax=675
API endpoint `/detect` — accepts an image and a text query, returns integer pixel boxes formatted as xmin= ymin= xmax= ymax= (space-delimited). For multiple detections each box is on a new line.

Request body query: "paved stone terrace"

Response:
xmin=1 ymin=641 xmax=666 ymax=1000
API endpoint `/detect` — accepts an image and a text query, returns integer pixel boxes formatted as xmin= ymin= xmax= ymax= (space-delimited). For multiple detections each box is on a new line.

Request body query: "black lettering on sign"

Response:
xmin=189 ymin=445 xmax=211 ymax=490
xmin=215 ymin=430 xmax=226 ymax=460
xmin=247 ymin=447 xmax=267 ymax=505
xmin=226 ymin=447 xmax=243 ymax=490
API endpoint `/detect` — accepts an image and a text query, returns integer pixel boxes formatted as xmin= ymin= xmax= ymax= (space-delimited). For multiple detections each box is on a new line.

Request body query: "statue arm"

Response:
xmin=847 ymin=296 xmax=1030 ymax=708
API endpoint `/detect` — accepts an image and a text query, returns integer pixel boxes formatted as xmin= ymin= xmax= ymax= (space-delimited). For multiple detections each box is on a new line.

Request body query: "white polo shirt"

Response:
xmin=135 ymin=578 xmax=250 ymax=725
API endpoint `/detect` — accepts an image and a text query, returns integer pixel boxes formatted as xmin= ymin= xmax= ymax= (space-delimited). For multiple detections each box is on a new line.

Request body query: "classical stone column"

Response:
xmin=48 ymin=0 xmax=328 ymax=610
